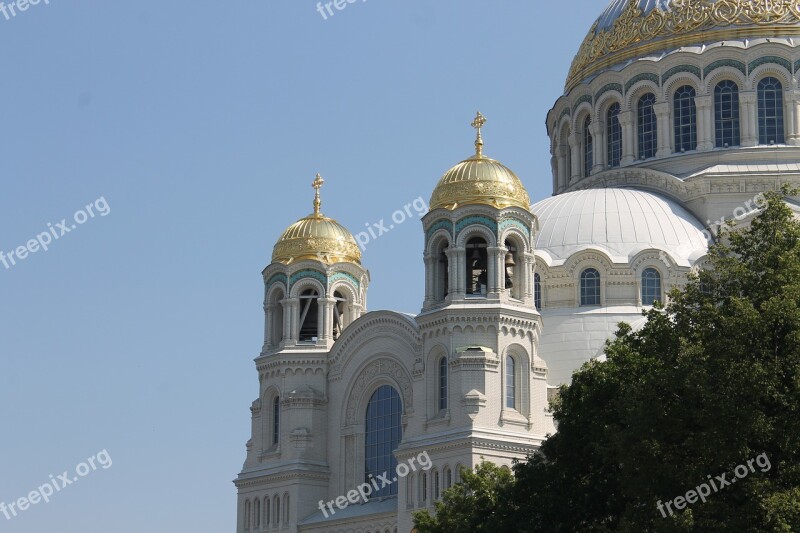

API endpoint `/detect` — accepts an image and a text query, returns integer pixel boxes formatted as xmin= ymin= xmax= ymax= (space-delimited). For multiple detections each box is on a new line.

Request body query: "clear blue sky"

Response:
xmin=0 ymin=1 xmax=599 ymax=531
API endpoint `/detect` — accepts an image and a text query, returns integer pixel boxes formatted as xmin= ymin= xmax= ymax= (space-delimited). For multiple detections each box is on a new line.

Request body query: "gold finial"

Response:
xmin=312 ymin=173 xmax=325 ymax=215
xmin=471 ymin=111 xmax=487 ymax=157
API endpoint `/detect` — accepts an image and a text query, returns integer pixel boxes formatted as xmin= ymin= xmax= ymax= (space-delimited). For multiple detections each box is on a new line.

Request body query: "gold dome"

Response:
xmin=271 ymin=175 xmax=362 ymax=265
xmin=429 ymin=113 xmax=531 ymax=211
xmin=566 ymin=0 xmax=800 ymax=92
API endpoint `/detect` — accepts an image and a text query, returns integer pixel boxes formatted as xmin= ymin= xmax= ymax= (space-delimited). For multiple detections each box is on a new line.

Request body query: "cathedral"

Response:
xmin=235 ymin=1 xmax=800 ymax=531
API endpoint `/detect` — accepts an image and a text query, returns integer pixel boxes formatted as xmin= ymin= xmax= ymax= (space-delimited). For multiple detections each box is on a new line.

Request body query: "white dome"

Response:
xmin=532 ymin=188 xmax=708 ymax=267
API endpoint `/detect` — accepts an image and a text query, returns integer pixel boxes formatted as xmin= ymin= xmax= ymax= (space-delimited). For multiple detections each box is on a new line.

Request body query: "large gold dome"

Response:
xmin=566 ymin=0 xmax=800 ymax=91
xmin=429 ymin=113 xmax=531 ymax=211
xmin=271 ymin=175 xmax=362 ymax=265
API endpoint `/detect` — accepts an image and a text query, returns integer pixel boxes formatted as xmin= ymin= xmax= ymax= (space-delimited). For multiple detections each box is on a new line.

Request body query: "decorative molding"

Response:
xmin=289 ymin=269 xmax=327 ymax=289
xmin=344 ymin=358 xmax=414 ymax=426
xmin=625 ymin=72 xmax=660 ymax=94
xmin=498 ymin=217 xmax=531 ymax=239
xmin=425 ymin=218 xmax=454 ymax=241
xmin=748 ymin=55 xmax=792 ymax=74
xmin=328 ymin=271 xmax=360 ymax=291
xmin=662 ymin=64 xmax=701 ymax=84
xmin=265 ymin=273 xmax=288 ymax=292
xmin=594 ymin=82 xmax=623 ymax=101
xmin=573 ymin=94 xmax=593 ymax=113
xmin=558 ymin=106 xmax=571 ymax=122
xmin=704 ymin=58 xmax=747 ymax=78
xmin=455 ymin=215 xmax=498 ymax=236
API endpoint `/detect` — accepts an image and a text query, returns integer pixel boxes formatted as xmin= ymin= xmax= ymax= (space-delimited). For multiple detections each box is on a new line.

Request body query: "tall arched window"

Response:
xmin=298 ymin=288 xmax=319 ymax=343
xmin=715 ymin=80 xmax=740 ymax=147
xmin=673 ymin=85 xmax=697 ymax=152
xmin=583 ymin=115 xmax=593 ymax=176
xmin=264 ymin=497 xmax=270 ymax=527
xmin=505 ymin=356 xmax=516 ymax=409
xmin=435 ymin=241 xmax=449 ymax=301
xmin=534 ymin=272 xmax=542 ymax=310
xmin=272 ymin=396 xmax=280 ymax=445
xmin=269 ymin=288 xmax=285 ymax=346
xmin=580 ymin=268 xmax=601 ymax=306
xmin=438 ymin=356 xmax=448 ymax=411
xmin=444 ymin=466 xmax=452 ymax=489
xmin=465 ymin=237 xmax=488 ymax=297
xmin=607 ymin=103 xmax=622 ymax=167
xmin=420 ymin=472 xmax=428 ymax=506
xmin=758 ymin=76 xmax=785 ymax=145
xmin=283 ymin=494 xmax=290 ymax=523
xmin=254 ymin=497 xmax=260 ymax=529
xmin=244 ymin=500 xmax=251 ymax=531
xmin=274 ymin=495 xmax=280 ymax=526
xmin=365 ymin=385 xmax=403 ymax=498
xmin=637 ymin=93 xmax=658 ymax=159
xmin=434 ymin=470 xmax=440 ymax=500
xmin=641 ymin=268 xmax=662 ymax=306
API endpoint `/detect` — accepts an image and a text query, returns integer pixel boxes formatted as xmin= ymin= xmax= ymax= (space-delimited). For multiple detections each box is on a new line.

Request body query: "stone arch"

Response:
xmin=343 ymin=356 xmax=413 ymax=427
xmin=625 ymin=80 xmax=662 ymax=110
xmin=748 ymin=63 xmax=793 ymax=92
xmin=703 ymin=66 xmax=747 ymax=94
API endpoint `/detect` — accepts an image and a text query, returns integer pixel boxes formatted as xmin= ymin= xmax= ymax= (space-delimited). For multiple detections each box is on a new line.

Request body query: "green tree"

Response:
xmin=414 ymin=188 xmax=800 ymax=532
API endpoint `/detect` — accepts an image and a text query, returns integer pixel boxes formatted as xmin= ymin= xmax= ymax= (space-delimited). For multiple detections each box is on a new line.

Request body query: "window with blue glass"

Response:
xmin=534 ymin=272 xmax=541 ymax=310
xmin=364 ymin=385 xmax=402 ymax=497
xmin=641 ymin=268 xmax=662 ymax=306
xmin=583 ymin=115 xmax=593 ymax=177
xmin=758 ymin=77 xmax=785 ymax=145
xmin=673 ymin=86 xmax=696 ymax=152
xmin=273 ymin=396 xmax=280 ymax=445
xmin=438 ymin=356 xmax=448 ymax=411
xmin=714 ymin=80 xmax=740 ymax=148
xmin=637 ymin=93 xmax=658 ymax=159
xmin=580 ymin=268 xmax=601 ymax=306
xmin=505 ymin=356 xmax=516 ymax=409
xmin=606 ymin=103 xmax=622 ymax=167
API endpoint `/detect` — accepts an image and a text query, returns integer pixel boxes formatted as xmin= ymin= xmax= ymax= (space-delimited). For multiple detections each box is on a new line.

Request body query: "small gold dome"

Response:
xmin=567 ymin=0 xmax=800 ymax=91
xmin=271 ymin=175 xmax=362 ymax=265
xmin=429 ymin=112 xmax=531 ymax=211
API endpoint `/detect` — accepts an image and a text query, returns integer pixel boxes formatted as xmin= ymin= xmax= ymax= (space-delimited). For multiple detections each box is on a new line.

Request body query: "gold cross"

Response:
xmin=312 ymin=173 xmax=325 ymax=215
xmin=471 ymin=111 xmax=487 ymax=157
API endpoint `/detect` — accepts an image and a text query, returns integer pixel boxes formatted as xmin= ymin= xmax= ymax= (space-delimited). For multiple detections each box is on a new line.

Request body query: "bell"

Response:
xmin=505 ymin=252 xmax=516 ymax=267
xmin=470 ymin=248 xmax=482 ymax=262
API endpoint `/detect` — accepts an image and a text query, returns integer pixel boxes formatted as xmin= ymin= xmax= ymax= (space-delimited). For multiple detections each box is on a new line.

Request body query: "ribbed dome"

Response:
xmin=533 ymin=188 xmax=708 ymax=266
xmin=566 ymin=0 xmax=800 ymax=90
xmin=429 ymin=154 xmax=531 ymax=211
xmin=272 ymin=213 xmax=361 ymax=265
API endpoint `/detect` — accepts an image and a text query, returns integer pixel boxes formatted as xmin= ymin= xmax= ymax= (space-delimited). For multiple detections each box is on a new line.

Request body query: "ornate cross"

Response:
xmin=312 ymin=173 xmax=325 ymax=215
xmin=471 ymin=111 xmax=487 ymax=157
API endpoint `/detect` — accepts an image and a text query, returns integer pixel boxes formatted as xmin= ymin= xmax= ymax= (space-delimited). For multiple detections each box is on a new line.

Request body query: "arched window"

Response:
xmin=758 ymin=76 xmax=785 ymax=145
xmin=641 ymin=268 xmax=662 ymax=306
xmin=274 ymin=495 xmax=280 ymax=526
xmin=715 ymin=80 xmax=740 ymax=147
xmin=534 ymin=272 xmax=542 ymax=310
xmin=407 ymin=473 xmax=415 ymax=508
xmin=420 ymin=472 xmax=428 ymax=506
xmin=444 ymin=466 xmax=452 ymax=489
xmin=580 ymin=268 xmax=601 ymax=306
xmin=434 ymin=470 xmax=441 ymax=500
xmin=673 ymin=85 xmax=696 ymax=152
xmin=583 ymin=115 xmax=593 ymax=176
xmin=244 ymin=500 xmax=251 ymax=531
xmin=273 ymin=396 xmax=280 ymax=445
xmin=505 ymin=355 xmax=516 ymax=409
xmin=606 ymin=103 xmax=622 ymax=167
xmin=283 ymin=494 xmax=289 ymax=523
xmin=269 ymin=288 xmax=285 ymax=346
xmin=504 ymin=239 xmax=522 ymax=299
xmin=637 ymin=93 xmax=658 ymax=159
xmin=465 ymin=237 xmax=488 ymax=297
xmin=435 ymin=241 xmax=449 ymax=301
xmin=254 ymin=497 xmax=260 ymax=528
xmin=264 ymin=497 xmax=270 ymax=527
xmin=365 ymin=385 xmax=402 ymax=498
xmin=332 ymin=290 xmax=348 ymax=340
xmin=298 ymin=288 xmax=319 ymax=343
xmin=438 ymin=356 xmax=448 ymax=411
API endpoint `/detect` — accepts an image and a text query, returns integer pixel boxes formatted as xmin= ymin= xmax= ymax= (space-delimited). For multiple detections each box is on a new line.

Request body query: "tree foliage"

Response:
xmin=414 ymin=188 xmax=800 ymax=532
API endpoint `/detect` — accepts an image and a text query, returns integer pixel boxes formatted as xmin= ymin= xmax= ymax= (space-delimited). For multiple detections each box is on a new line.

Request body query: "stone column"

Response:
xmin=556 ymin=146 xmax=567 ymax=192
xmin=591 ymin=120 xmax=606 ymax=174
xmin=423 ymin=252 xmax=436 ymax=307
xmin=695 ymin=95 xmax=714 ymax=151
xmin=740 ymin=91 xmax=758 ymax=147
xmin=619 ymin=110 xmax=635 ymax=165
xmin=655 ymin=102 xmax=672 ymax=158
xmin=487 ymin=246 xmax=504 ymax=298
xmin=786 ymin=89 xmax=800 ymax=146
xmin=524 ymin=252 xmax=535 ymax=301
xmin=264 ymin=303 xmax=274 ymax=347
xmin=283 ymin=298 xmax=298 ymax=344
xmin=317 ymin=297 xmax=336 ymax=342
xmin=447 ymin=247 xmax=465 ymax=300
xmin=568 ymin=132 xmax=581 ymax=183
